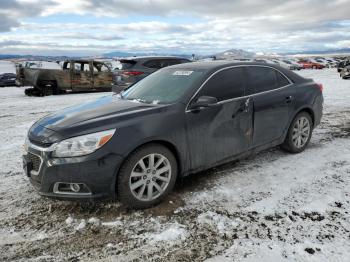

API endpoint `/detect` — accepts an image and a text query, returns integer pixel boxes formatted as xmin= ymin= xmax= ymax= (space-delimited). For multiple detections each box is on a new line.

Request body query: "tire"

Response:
xmin=38 ymin=80 xmax=58 ymax=96
xmin=24 ymin=88 xmax=33 ymax=96
xmin=281 ymin=112 xmax=313 ymax=154
xmin=117 ymin=144 xmax=178 ymax=209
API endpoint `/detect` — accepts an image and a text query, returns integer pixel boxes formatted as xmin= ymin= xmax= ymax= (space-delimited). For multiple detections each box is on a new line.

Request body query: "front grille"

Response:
xmin=28 ymin=153 xmax=41 ymax=172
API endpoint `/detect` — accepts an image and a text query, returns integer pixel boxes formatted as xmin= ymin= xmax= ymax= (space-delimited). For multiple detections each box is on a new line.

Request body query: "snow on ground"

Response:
xmin=0 ymin=68 xmax=349 ymax=261
xmin=0 ymin=61 xmax=16 ymax=74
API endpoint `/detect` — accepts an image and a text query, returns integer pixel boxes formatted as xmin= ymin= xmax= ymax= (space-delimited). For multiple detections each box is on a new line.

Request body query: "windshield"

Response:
xmin=120 ymin=68 xmax=204 ymax=104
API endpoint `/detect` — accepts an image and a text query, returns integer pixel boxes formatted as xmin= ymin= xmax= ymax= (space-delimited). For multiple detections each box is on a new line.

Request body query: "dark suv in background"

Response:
xmin=112 ymin=56 xmax=191 ymax=93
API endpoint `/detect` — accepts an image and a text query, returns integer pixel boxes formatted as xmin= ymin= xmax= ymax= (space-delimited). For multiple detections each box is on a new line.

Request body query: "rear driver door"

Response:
xmin=245 ymin=66 xmax=295 ymax=147
xmin=71 ymin=62 xmax=92 ymax=91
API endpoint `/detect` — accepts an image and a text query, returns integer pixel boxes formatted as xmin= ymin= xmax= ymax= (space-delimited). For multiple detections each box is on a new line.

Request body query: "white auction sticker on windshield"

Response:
xmin=173 ymin=71 xmax=193 ymax=76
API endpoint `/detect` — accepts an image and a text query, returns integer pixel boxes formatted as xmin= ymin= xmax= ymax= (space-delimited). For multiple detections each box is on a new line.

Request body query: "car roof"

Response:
xmin=168 ymin=61 xmax=279 ymax=71
xmin=167 ymin=61 xmax=307 ymax=83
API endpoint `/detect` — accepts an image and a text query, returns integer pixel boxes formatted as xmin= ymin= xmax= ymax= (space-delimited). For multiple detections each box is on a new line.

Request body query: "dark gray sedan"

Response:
xmin=23 ymin=61 xmax=323 ymax=208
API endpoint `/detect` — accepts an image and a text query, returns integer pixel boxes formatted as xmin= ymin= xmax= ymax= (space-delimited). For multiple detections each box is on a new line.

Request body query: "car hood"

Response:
xmin=29 ymin=95 xmax=161 ymax=144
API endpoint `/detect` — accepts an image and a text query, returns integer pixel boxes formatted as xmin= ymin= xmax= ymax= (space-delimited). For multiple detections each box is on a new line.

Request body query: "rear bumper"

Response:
xmin=23 ymin=143 xmax=124 ymax=200
xmin=312 ymin=94 xmax=323 ymax=127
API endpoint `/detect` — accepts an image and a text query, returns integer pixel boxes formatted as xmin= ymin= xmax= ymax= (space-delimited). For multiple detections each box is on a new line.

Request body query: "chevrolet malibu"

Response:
xmin=23 ymin=62 xmax=323 ymax=208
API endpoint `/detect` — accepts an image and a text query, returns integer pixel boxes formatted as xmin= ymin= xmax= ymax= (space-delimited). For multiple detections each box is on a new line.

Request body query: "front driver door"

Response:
xmin=185 ymin=67 xmax=254 ymax=171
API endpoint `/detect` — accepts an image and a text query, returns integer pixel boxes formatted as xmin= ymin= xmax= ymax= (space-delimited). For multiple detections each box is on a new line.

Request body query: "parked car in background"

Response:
xmin=254 ymin=59 xmax=272 ymax=64
xmin=270 ymin=59 xmax=300 ymax=70
xmin=16 ymin=60 xmax=113 ymax=96
xmin=337 ymin=60 xmax=350 ymax=73
xmin=23 ymin=61 xmax=323 ymax=208
xmin=323 ymin=58 xmax=338 ymax=68
xmin=0 ymin=73 xmax=16 ymax=87
xmin=282 ymin=60 xmax=303 ymax=70
xmin=112 ymin=56 xmax=191 ymax=93
xmin=298 ymin=60 xmax=325 ymax=69
xmin=340 ymin=65 xmax=350 ymax=79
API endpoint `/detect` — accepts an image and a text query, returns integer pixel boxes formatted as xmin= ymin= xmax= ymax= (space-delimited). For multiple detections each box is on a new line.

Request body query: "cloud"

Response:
xmin=0 ymin=0 xmax=55 ymax=32
xmin=0 ymin=0 xmax=349 ymax=54
xmin=54 ymin=32 xmax=124 ymax=41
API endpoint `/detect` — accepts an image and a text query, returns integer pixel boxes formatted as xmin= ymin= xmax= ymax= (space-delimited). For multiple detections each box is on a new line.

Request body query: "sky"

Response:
xmin=0 ymin=0 xmax=349 ymax=56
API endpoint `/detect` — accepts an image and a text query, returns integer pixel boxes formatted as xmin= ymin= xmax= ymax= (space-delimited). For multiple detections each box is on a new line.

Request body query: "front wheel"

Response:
xmin=281 ymin=112 xmax=313 ymax=153
xmin=117 ymin=144 xmax=177 ymax=209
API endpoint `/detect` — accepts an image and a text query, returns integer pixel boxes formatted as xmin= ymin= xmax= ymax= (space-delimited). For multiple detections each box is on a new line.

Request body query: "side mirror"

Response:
xmin=189 ymin=96 xmax=218 ymax=110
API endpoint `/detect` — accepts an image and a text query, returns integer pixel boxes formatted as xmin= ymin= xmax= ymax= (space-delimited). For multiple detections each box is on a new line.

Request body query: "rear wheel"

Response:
xmin=117 ymin=144 xmax=177 ymax=209
xmin=281 ymin=112 xmax=313 ymax=153
xmin=38 ymin=80 xmax=58 ymax=96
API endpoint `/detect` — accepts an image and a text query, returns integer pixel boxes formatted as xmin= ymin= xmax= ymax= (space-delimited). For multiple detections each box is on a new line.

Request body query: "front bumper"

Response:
xmin=23 ymin=142 xmax=124 ymax=200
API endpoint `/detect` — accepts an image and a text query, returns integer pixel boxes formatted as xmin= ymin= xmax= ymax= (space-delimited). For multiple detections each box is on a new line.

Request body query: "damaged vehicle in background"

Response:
xmin=23 ymin=61 xmax=323 ymax=209
xmin=16 ymin=60 xmax=113 ymax=96
xmin=112 ymin=56 xmax=191 ymax=93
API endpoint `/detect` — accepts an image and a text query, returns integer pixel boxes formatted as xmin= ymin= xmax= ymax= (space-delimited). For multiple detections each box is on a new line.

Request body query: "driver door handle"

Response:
xmin=285 ymin=96 xmax=293 ymax=103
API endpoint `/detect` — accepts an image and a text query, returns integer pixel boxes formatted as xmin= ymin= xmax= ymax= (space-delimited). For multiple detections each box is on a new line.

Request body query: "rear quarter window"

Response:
xmin=245 ymin=66 xmax=290 ymax=95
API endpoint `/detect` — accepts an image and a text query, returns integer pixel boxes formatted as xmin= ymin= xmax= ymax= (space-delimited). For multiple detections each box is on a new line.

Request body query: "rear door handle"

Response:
xmin=285 ymin=96 xmax=293 ymax=103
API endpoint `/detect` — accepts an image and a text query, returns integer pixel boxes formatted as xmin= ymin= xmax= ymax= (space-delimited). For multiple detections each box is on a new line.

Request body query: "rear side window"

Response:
xmin=275 ymin=71 xmax=290 ymax=87
xmin=143 ymin=60 xmax=162 ymax=69
xmin=197 ymin=67 xmax=245 ymax=101
xmin=245 ymin=67 xmax=290 ymax=95
xmin=120 ymin=60 xmax=137 ymax=70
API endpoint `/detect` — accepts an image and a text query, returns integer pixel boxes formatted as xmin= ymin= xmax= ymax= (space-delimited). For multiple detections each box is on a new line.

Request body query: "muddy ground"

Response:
xmin=0 ymin=69 xmax=349 ymax=261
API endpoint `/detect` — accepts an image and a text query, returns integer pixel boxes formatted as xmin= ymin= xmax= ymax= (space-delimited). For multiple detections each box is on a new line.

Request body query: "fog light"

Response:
xmin=53 ymin=182 xmax=92 ymax=195
xmin=70 ymin=183 xmax=81 ymax=193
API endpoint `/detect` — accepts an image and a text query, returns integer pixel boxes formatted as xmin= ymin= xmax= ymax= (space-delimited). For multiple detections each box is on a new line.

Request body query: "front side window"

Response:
xmin=120 ymin=68 xmax=204 ymax=104
xmin=196 ymin=67 xmax=245 ymax=101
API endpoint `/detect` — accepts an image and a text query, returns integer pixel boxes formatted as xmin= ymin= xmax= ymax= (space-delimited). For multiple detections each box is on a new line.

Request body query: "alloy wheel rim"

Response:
xmin=129 ymin=153 xmax=171 ymax=201
xmin=292 ymin=116 xmax=311 ymax=148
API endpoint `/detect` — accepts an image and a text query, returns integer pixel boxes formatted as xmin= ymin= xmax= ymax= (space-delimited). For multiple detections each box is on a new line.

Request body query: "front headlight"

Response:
xmin=52 ymin=129 xmax=116 ymax=158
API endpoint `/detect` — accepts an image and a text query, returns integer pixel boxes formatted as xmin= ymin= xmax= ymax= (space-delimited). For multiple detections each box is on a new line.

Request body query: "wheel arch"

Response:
xmin=111 ymin=139 xmax=183 ymax=197
xmin=295 ymin=107 xmax=315 ymax=126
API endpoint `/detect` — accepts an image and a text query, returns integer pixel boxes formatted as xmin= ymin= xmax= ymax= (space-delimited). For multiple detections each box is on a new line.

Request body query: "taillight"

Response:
xmin=317 ymin=83 xmax=323 ymax=92
xmin=122 ymin=71 xmax=144 ymax=76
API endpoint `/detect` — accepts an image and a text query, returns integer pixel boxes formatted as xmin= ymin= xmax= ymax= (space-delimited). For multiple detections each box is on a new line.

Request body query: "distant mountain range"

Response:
xmin=213 ymin=49 xmax=255 ymax=59
xmin=1 ymin=47 xmax=349 ymax=60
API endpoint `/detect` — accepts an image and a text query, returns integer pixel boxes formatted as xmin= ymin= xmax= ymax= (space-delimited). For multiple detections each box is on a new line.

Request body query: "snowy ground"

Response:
xmin=0 ymin=62 xmax=349 ymax=261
